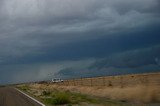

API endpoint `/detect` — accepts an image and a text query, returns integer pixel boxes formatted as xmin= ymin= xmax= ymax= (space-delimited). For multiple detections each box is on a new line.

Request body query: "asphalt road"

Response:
xmin=0 ymin=87 xmax=43 ymax=106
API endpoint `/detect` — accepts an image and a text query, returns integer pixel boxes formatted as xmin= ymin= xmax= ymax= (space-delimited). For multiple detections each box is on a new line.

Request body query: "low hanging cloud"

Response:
xmin=0 ymin=59 xmax=95 ymax=84
xmin=57 ymin=45 xmax=160 ymax=78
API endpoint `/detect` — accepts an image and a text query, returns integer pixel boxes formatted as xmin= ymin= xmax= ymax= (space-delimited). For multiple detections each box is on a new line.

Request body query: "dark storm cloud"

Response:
xmin=0 ymin=0 xmax=160 ymax=84
xmin=0 ymin=0 xmax=159 ymax=58
xmin=2 ymin=23 xmax=160 ymax=65
xmin=57 ymin=45 xmax=160 ymax=79
xmin=91 ymin=46 xmax=160 ymax=69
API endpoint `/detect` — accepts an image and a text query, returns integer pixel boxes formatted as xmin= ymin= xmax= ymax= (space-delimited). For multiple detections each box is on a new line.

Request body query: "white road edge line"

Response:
xmin=15 ymin=88 xmax=46 ymax=106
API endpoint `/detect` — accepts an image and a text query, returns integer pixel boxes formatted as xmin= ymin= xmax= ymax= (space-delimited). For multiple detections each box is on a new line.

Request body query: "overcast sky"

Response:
xmin=0 ymin=0 xmax=160 ymax=84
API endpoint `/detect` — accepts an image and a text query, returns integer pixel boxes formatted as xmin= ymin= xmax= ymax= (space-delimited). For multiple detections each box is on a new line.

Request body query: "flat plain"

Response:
xmin=17 ymin=72 xmax=160 ymax=106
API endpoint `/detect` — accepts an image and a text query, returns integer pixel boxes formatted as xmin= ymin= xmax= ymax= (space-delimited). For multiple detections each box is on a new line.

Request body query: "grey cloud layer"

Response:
xmin=0 ymin=0 xmax=160 ymax=84
xmin=0 ymin=59 xmax=95 ymax=84
xmin=0 ymin=0 xmax=160 ymax=62
xmin=57 ymin=45 xmax=160 ymax=79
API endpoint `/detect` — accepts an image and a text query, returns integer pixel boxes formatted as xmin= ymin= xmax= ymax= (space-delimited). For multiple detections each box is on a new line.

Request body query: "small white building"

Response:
xmin=51 ymin=78 xmax=63 ymax=83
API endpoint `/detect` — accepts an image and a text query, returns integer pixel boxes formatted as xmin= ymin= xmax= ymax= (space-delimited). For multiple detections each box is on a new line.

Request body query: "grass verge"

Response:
xmin=16 ymin=84 xmax=130 ymax=106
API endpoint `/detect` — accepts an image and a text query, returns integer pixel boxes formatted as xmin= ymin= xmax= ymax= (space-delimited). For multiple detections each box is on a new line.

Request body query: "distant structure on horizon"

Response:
xmin=52 ymin=78 xmax=63 ymax=83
